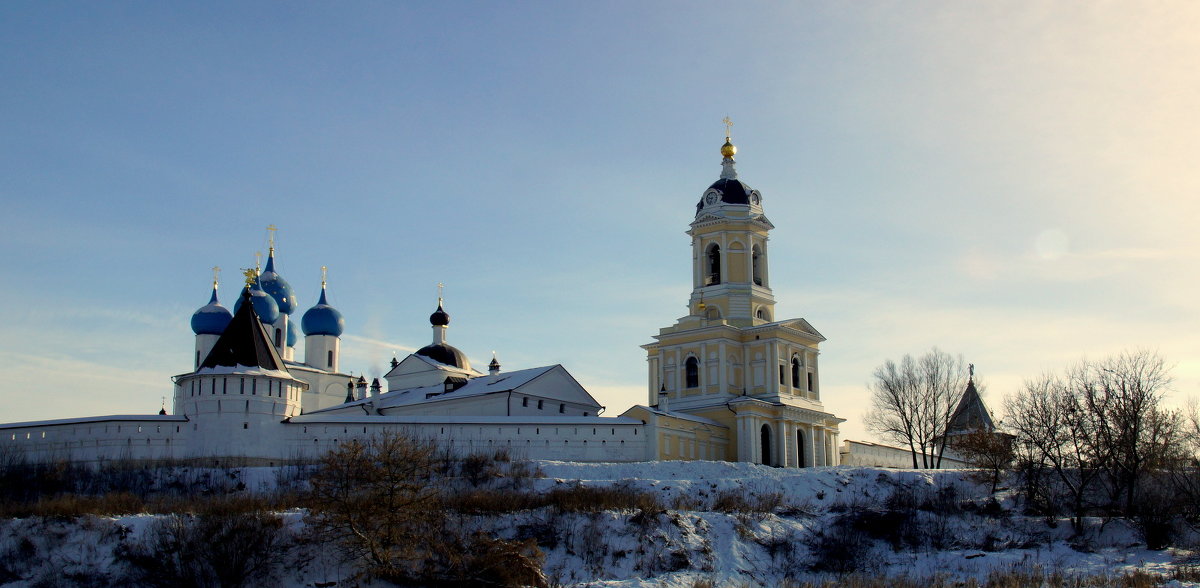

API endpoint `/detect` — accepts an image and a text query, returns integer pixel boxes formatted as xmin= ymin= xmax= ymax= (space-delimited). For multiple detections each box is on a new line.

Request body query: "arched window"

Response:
xmin=756 ymin=307 xmax=770 ymax=321
xmin=791 ymin=357 xmax=802 ymax=388
xmin=706 ymin=244 xmax=721 ymax=285
xmin=685 ymin=356 xmax=700 ymax=388
xmin=797 ymin=429 xmax=806 ymax=467
xmin=760 ymin=424 xmax=772 ymax=466
xmin=752 ymin=244 xmax=763 ymax=286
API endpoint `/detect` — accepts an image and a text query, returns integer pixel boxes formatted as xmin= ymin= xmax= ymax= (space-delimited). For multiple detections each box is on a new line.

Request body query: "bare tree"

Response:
xmin=1079 ymin=351 xmax=1177 ymax=514
xmin=1005 ymin=350 xmax=1182 ymax=537
xmin=306 ymin=430 xmax=444 ymax=583
xmin=864 ymin=348 xmax=970 ymax=468
xmin=951 ymin=429 xmax=1014 ymax=494
xmin=1005 ymin=374 xmax=1105 ymax=533
xmin=305 ymin=431 xmax=548 ymax=586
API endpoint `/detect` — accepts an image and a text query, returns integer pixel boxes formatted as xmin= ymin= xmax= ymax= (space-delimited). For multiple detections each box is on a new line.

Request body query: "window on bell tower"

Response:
xmin=706 ymin=244 xmax=721 ymax=285
xmin=685 ymin=357 xmax=699 ymax=388
xmin=791 ymin=357 xmax=802 ymax=388
xmin=752 ymin=245 xmax=763 ymax=286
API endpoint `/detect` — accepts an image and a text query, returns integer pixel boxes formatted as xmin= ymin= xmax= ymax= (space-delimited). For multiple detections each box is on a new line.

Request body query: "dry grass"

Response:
xmin=778 ymin=567 xmax=1174 ymax=587
xmin=0 ymin=491 xmax=296 ymax=518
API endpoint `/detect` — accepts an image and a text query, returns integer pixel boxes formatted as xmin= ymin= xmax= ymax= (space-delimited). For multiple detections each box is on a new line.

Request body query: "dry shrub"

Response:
xmin=711 ymin=489 xmax=781 ymax=513
xmin=544 ymin=482 xmax=661 ymax=513
xmin=445 ymin=488 xmax=544 ymax=514
xmin=121 ymin=511 xmax=288 ymax=588
xmin=711 ymin=489 xmax=754 ymax=513
xmin=441 ymin=533 xmax=547 ymax=587
xmin=803 ymin=511 xmax=878 ymax=575
xmin=306 ymin=431 xmax=443 ymax=582
xmin=460 ymin=453 xmax=503 ymax=486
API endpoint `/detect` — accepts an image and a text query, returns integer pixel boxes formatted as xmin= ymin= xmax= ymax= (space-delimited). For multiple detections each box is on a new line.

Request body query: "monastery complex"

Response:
xmin=1 ymin=129 xmax=978 ymax=468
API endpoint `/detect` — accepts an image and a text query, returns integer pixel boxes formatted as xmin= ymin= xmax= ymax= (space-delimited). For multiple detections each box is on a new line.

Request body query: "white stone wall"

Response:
xmin=0 ymin=415 xmax=652 ymax=465
xmin=839 ymin=440 xmax=969 ymax=469
xmin=0 ymin=417 xmax=189 ymax=464
xmin=284 ymin=417 xmax=650 ymax=462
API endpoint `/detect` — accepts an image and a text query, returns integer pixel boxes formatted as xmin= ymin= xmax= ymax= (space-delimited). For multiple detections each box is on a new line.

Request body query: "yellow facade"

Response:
xmin=623 ymin=134 xmax=844 ymax=467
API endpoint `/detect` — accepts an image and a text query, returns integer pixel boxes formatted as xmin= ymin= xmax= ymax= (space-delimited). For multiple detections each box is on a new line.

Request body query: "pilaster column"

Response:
xmin=750 ymin=417 xmax=761 ymax=464
xmin=805 ymin=424 xmax=816 ymax=468
xmin=777 ymin=420 xmax=791 ymax=467
xmin=734 ymin=412 xmax=744 ymax=463
xmin=718 ymin=341 xmax=728 ymax=395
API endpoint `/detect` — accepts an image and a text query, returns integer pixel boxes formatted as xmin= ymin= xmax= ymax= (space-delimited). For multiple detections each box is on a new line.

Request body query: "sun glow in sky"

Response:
xmin=1 ymin=2 xmax=1198 ymax=443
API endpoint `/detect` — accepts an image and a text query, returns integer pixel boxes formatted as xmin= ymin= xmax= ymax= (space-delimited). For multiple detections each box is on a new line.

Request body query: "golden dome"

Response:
xmin=721 ymin=139 xmax=737 ymax=158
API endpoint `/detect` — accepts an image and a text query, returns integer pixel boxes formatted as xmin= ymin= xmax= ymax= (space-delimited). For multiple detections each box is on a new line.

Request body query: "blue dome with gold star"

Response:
xmin=258 ymin=249 xmax=298 ymax=315
xmin=190 ymin=284 xmax=233 ymax=335
xmin=234 ymin=279 xmax=280 ymax=324
xmin=302 ymin=284 xmax=344 ymax=337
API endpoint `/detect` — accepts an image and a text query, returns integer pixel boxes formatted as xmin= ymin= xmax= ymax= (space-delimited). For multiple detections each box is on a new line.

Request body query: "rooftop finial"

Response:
xmin=321 ymin=265 xmax=328 ymax=289
xmin=241 ymin=267 xmax=258 ymax=287
xmin=437 ymin=282 xmax=445 ymax=306
xmin=212 ymin=266 xmax=220 ymax=289
xmin=266 ymin=224 xmax=277 ymax=254
xmin=721 ymin=116 xmax=737 ymax=159
xmin=254 ymin=251 xmax=262 ymax=273
xmin=969 ymin=363 xmax=975 ymax=380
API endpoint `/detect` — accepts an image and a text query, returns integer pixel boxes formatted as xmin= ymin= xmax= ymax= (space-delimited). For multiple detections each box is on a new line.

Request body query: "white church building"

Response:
xmin=0 ymin=131 xmax=845 ymax=468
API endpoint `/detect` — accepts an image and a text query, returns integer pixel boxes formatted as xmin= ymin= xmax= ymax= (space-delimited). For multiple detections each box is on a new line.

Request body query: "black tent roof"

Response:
xmin=947 ymin=379 xmax=995 ymax=434
xmin=198 ymin=288 xmax=289 ymax=373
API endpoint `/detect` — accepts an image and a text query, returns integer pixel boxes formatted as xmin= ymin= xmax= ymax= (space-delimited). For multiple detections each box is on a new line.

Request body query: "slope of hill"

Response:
xmin=0 ymin=460 xmax=1194 ymax=586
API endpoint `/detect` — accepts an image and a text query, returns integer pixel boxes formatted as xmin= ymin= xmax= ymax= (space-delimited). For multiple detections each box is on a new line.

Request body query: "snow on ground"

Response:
xmin=1 ymin=461 xmax=1197 ymax=586
xmin=519 ymin=461 xmax=1197 ymax=586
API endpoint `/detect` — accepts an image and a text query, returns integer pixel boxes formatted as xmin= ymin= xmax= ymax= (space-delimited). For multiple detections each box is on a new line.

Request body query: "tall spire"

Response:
xmin=720 ymin=117 xmax=738 ymax=179
xmin=208 ymin=266 xmax=221 ymax=304
xmin=318 ymin=266 xmax=329 ymax=305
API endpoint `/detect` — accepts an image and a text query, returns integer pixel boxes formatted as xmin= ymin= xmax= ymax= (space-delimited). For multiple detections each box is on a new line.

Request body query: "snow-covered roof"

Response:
xmin=0 ymin=414 xmax=188 ymax=430
xmin=282 ymin=360 xmax=348 ymax=377
xmin=309 ymin=364 xmax=566 ymax=414
xmin=401 ymin=352 xmax=483 ymax=376
xmin=289 ymin=414 xmax=642 ymax=425
xmin=192 ymin=364 xmax=294 ymax=379
xmin=621 ymin=405 xmax=726 ymax=427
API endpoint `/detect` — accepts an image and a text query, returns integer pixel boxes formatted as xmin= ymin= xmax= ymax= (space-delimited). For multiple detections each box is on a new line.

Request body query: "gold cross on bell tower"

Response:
xmin=723 ymin=116 xmax=734 ymax=141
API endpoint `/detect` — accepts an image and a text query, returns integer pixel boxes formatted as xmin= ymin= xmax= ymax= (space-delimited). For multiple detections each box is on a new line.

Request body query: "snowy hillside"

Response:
xmin=0 ymin=461 xmax=1195 ymax=587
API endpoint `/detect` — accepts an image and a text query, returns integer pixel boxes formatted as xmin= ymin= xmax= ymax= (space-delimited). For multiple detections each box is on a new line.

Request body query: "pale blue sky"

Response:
xmin=2 ymin=2 xmax=1197 ymax=442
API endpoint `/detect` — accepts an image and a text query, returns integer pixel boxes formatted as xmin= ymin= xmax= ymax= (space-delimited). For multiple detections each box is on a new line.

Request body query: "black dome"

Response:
xmin=697 ymin=178 xmax=758 ymax=213
xmin=707 ymin=178 xmax=753 ymax=204
xmin=430 ymin=304 xmax=450 ymax=326
xmin=417 ymin=343 xmax=471 ymax=370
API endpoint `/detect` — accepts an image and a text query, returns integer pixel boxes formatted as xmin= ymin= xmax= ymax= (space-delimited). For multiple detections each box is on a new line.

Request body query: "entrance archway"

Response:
xmin=796 ymin=429 xmax=806 ymax=468
xmin=760 ymin=424 xmax=772 ymax=466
